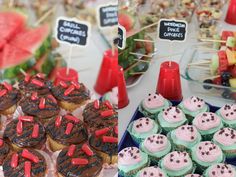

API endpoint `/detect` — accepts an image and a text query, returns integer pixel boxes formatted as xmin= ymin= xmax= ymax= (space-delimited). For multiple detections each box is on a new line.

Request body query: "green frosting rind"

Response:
xmin=178 ymin=102 xmax=209 ymax=117
xmin=216 ymin=110 xmax=236 ymax=129
xmin=213 ymin=138 xmax=236 ymax=151
xmin=135 ymin=167 xmax=169 ymax=177
xmin=139 ymin=100 xmax=171 ymax=116
xmin=204 ymin=165 xmax=236 ymax=177
xmin=195 ymin=121 xmax=223 ymax=135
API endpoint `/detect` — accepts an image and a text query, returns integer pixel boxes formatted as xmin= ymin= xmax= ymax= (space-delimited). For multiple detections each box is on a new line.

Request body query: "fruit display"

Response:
xmin=211 ymin=30 xmax=236 ymax=50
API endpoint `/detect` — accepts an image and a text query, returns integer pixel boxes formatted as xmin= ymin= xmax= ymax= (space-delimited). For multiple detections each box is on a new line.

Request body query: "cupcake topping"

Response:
xmin=163 ymin=151 xmax=191 ymax=170
xmin=31 ymin=79 xmax=44 ymax=87
xmin=81 ymin=143 xmax=94 ymax=156
xmin=133 ymin=117 xmax=154 ymax=133
xmin=118 ymin=147 xmax=141 ymax=165
xmin=195 ymin=141 xmax=222 ymax=162
xmin=163 ymin=106 xmax=184 ymax=123
xmin=183 ymin=96 xmax=205 ymax=111
xmin=193 ymin=112 xmax=221 ymax=131
xmin=11 ymin=153 xmax=19 ymax=168
xmin=71 ymin=158 xmax=88 ymax=165
xmin=220 ymin=104 xmax=236 ymax=121
xmin=102 ymin=136 xmax=118 ymax=143
xmin=24 ymin=161 xmax=31 ymax=177
xmin=214 ymin=128 xmax=236 ymax=146
xmin=0 ymin=89 xmax=7 ymax=97
xmin=94 ymin=99 xmax=100 ymax=109
xmin=64 ymin=85 xmax=75 ymax=96
xmin=67 ymin=145 xmax=76 ymax=157
xmin=143 ymin=93 xmax=165 ymax=109
xmin=175 ymin=125 xmax=198 ymax=142
xmin=0 ymin=139 xmax=3 ymax=147
xmin=143 ymin=134 xmax=168 ymax=153
xmin=22 ymin=149 xmax=39 ymax=163
xmin=208 ymin=163 xmax=235 ymax=177
xmin=95 ymin=127 xmax=110 ymax=136
xmin=139 ymin=166 xmax=166 ymax=177
xmin=101 ymin=110 xmax=115 ymax=117
xmin=185 ymin=174 xmax=202 ymax=177
xmin=16 ymin=116 xmax=39 ymax=138
xmin=2 ymin=82 xmax=12 ymax=91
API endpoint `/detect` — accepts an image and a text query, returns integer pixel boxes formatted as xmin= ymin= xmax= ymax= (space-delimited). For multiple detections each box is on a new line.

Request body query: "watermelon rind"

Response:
xmin=34 ymin=36 xmax=52 ymax=60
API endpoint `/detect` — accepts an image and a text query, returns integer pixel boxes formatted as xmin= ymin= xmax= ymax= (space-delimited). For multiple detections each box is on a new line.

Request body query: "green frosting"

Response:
xmin=140 ymin=99 xmax=171 ymax=115
xmin=178 ymin=102 xmax=209 ymax=118
xmin=204 ymin=164 xmax=236 ymax=177
xmin=216 ymin=110 xmax=236 ymax=129
xmin=213 ymin=139 xmax=236 ymax=151
xmin=136 ymin=167 xmax=169 ymax=177
xmin=196 ymin=121 xmax=223 ymax=136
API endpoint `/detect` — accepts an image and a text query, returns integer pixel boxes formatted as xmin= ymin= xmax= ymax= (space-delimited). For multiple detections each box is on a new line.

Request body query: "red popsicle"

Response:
xmin=225 ymin=0 xmax=236 ymax=25
xmin=118 ymin=66 xmax=129 ymax=109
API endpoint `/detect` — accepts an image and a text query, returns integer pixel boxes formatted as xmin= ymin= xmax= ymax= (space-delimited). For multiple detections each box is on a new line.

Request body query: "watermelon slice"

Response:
xmin=118 ymin=11 xmax=135 ymax=32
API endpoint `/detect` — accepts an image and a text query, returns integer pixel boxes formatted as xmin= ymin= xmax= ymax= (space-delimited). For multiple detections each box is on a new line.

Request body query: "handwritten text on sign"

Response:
xmin=98 ymin=4 xmax=118 ymax=27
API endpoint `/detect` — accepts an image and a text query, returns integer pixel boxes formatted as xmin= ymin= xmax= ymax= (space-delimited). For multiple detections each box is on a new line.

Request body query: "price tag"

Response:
xmin=98 ymin=4 xmax=118 ymax=28
xmin=117 ymin=25 xmax=126 ymax=50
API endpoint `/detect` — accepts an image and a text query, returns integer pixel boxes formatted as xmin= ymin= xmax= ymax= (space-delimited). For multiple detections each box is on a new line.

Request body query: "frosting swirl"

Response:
xmin=118 ymin=147 xmax=142 ymax=166
xmin=214 ymin=128 xmax=236 ymax=146
xmin=175 ymin=125 xmax=198 ymax=142
xmin=143 ymin=93 xmax=165 ymax=109
xmin=183 ymin=96 xmax=205 ymax=111
xmin=207 ymin=163 xmax=235 ymax=177
xmin=143 ymin=134 xmax=168 ymax=153
xmin=163 ymin=106 xmax=184 ymax=123
xmin=138 ymin=166 xmax=167 ymax=177
xmin=133 ymin=117 xmax=154 ymax=133
xmin=219 ymin=104 xmax=236 ymax=121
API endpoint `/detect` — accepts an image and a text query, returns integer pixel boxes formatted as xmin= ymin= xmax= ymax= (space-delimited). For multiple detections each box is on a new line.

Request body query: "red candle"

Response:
xmin=156 ymin=61 xmax=182 ymax=101
xmin=54 ymin=67 xmax=79 ymax=86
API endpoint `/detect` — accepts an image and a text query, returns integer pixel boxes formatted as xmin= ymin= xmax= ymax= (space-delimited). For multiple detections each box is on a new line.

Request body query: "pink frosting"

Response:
xmin=175 ymin=125 xmax=198 ymax=142
xmin=214 ymin=128 xmax=236 ymax=146
xmin=118 ymin=147 xmax=142 ymax=166
xmin=143 ymin=134 xmax=168 ymax=153
xmin=195 ymin=141 xmax=222 ymax=163
xmin=139 ymin=166 xmax=166 ymax=177
xmin=219 ymin=104 xmax=236 ymax=121
xmin=183 ymin=96 xmax=205 ymax=111
xmin=163 ymin=106 xmax=184 ymax=123
xmin=133 ymin=117 xmax=154 ymax=133
xmin=193 ymin=112 xmax=221 ymax=131
xmin=143 ymin=93 xmax=165 ymax=109
xmin=185 ymin=175 xmax=202 ymax=177
xmin=208 ymin=163 xmax=235 ymax=177
xmin=163 ymin=151 xmax=191 ymax=170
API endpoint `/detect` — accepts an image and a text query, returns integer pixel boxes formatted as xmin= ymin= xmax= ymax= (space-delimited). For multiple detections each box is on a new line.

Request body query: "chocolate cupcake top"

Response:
xmin=0 ymin=138 xmax=10 ymax=164
xmin=51 ymin=80 xmax=90 ymax=104
xmin=3 ymin=116 xmax=46 ymax=148
xmin=3 ymin=148 xmax=47 ymax=177
xmin=46 ymin=114 xmax=88 ymax=146
xmin=83 ymin=100 xmax=118 ymax=133
xmin=0 ymin=82 xmax=20 ymax=111
xmin=19 ymin=92 xmax=60 ymax=119
xmin=206 ymin=163 xmax=236 ymax=177
xmin=89 ymin=126 xmax=118 ymax=157
xmin=19 ymin=73 xmax=52 ymax=95
xmin=56 ymin=143 xmax=103 ymax=177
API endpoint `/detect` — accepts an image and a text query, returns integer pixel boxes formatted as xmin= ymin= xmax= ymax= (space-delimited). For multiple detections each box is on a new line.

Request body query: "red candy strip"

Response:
xmin=64 ymin=85 xmax=75 ymax=96
xmin=93 ymin=100 xmax=100 ymax=109
xmin=55 ymin=116 xmax=62 ymax=127
xmin=32 ymin=124 xmax=39 ymax=138
xmin=95 ymin=127 xmax=110 ymax=137
xmin=65 ymin=123 xmax=74 ymax=135
xmin=102 ymin=136 xmax=118 ymax=143
xmin=82 ymin=144 xmax=94 ymax=156
xmin=100 ymin=110 xmax=114 ymax=117
xmin=114 ymin=126 xmax=118 ymax=135
xmin=104 ymin=100 xmax=113 ymax=109
xmin=24 ymin=161 xmax=31 ymax=177
xmin=71 ymin=158 xmax=89 ymax=165
xmin=39 ymin=98 xmax=46 ymax=109
xmin=3 ymin=82 xmax=12 ymax=91
xmin=31 ymin=79 xmax=44 ymax=87
xmin=17 ymin=120 xmax=23 ymax=135
xmin=11 ymin=153 xmax=19 ymax=168
xmin=0 ymin=89 xmax=7 ymax=97
xmin=19 ymin=116 xmax=34 ymax=122
xmin=24 ymin=74 xmax=31 ymax=83
xmin=0 ymin=139 xmax=3 ymax=147
xmin=31 ymin=92 xmax=38 ymax=101
xmin=59 ymin=81 xmax=68 ymax=88
xmin=71 ymin=81 xmax=80 ymax=89
xmin=67 ymin=144 xmax=76 ymax=157
xmin=47 ymin=95 xmax=57 ymax=103
xmin=36 ymin=73 xmax=45 ymax=79
xmin=22 ymin=149 xmax=39 ymax=163
xmin=65 ymin=115 xmax=80 ymax=123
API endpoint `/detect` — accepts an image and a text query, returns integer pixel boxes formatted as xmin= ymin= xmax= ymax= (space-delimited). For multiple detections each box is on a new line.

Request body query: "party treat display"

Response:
xmin=216 ymin=104 xmax=236 ymax=128
xmin=191 ymin=141 xmax=224 ymax=171
xmin=89 ymin=126 xmax=118 ymax=164
xmin=160 ymin=151 xmax=194 ymax=177
xmin=56 ymin=143 xmax=103 ymax=177
xmin=3 ymin=148 xmax=47 ymax=177
xmin=157 ymin=106 xmax=187 ymax=133
xmin=139 ymin=93 xmax=171 ymax=119
xmin=193 ymin=112 xmax=223 ymax=139
xmin=46 ymin=114 xmax=88 ymax=152
xmin=0 ymin=81 xmax=20 ymax=115
xmin=213 ymin=127 xmax=236 ymax=158
xmin=136 ymin=166 xmax=168 ymax=177
xmin=140 ymin=134 xmax=171 ymax=164
xmin=118 ymin=147 xmax=149 ymax=177
xmin=52 ymin=80 xmax=90 ymax=111
xmin=169 ymin=125 xmax=202 ymax=151
xmin=103 ymin=87 xmax=118 ymax=109
xmin=3 ymin=116 xmax=46 ymax=150
xmin=0 ymin=138 xmax=10 ymax=165
xmin=204 ymin=163 xmax=236 ymax=177
xmin=128 ymin=117 xmax=160 ymax=144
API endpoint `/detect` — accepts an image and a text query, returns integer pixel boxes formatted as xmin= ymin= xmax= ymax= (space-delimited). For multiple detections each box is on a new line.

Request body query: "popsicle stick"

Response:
xmin=130 ymin=52 xmax=153 ymax=58
xmin=201 ymin=75 xmax=220 ymax=80
xmin=130 ymin=72 xmax=146 ymax=75
xmin=124 ymin=61 xmax=141 ymax=72
xmin=133 ymin=59 xmax=151 ymax=63
xmin=188 ymin=60 xmax=211 ymax=66
xmin=200 ymin=38 xmax=226 ymax=43
xmin=34 ymin=5 xmax=56 ymax=26
xmin=133 ymin=39 xmax=155 ymax=43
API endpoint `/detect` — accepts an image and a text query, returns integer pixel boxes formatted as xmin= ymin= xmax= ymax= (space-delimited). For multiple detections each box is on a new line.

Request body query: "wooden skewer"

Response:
xmin=130 ymin=72 xmax=146 ymax=75
xmin=130 ymin=52 xmax=154 ymax=58
xmin=188 ymin=65 xmax=211 ymax=70
xmin=188 ymin=60 xmax=211 ymax=66
xmin=133 ymin=59 xmax=151 ymax=63
xmin=200 ymin=38 xmax=226 ymax=43
xmin=201 ymin=75 xmax=220 ymax=80
xmin=124 ymin=61 xmax=141 ymax=72
xmin=34 ymin=5 xmax=56 ymax=26
xmin=133 ymin=39 xmax=155 ymax=43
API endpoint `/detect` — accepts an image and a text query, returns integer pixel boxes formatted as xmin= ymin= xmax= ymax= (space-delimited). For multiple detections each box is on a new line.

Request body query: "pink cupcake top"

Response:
xmin=183 ymin=96 xmax=205 ymax=111
xmin=193 ymin=112 xmax=221 ymax=131
xmin=195 ymin=141 xmax=222 ymax=163
xmin=214 ymin=128 xmax=236 ymax=146
xmin=143 ymin=93 xmax=165 ymax=109
xmin=163 ymin=106 xmax=184 ymax=123
xmin=139 ymin=166 xmax=166 ymax=177
xmin=143 ymin=134 xmax=168 ymax=153
xmin=219 ymin=104 xmax=236 ymax=121
xmin=118 ymin=147 xmax=142 ymax=166
xmin=207 ymin=163 xmax=235 ymax=177
xmin=175 ymin=125 xmax=199 ymax=142
xmin=185 ymin=175 xmax=202 ymax=177
xmin=163 ymin=151 xmax=192 ymax=171
xmin=133 ymin=117 xmax=154 ymax=133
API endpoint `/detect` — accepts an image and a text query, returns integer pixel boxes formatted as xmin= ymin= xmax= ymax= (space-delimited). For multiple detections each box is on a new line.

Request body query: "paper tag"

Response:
xmin=55 ymin=17 xmax=91 ymax=47
xmin=158 ymin=19 xmax=187 ymax=42
xmin=117 ymin=25 xmax=126 ymax=50
xmin=98 ymin=4 xmax=118 ymax=28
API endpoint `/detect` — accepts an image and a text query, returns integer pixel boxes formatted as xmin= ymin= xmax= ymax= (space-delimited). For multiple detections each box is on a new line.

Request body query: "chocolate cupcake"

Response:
xmin=0 ymin=138 xmax=10 ymax=165
xmin=89 ymin=126 xmax=118 ymax=164
xmin=51 ymin=80 xmax=90 ymax=111
xmin=0 ymin=81 xmax=20 ymax=115
xmin=19 ymin=73 xmax=52 ymax=95
xmin=46 ymin=114 xmax=88 ymax=152
xmin=83 ymin=100 xmax=118 ymax=133
xmin=3 ymin=116 xmax=46 ymax=150
xmin=56 ymin=143 xmax=103 ymax=177
xmin=19 ymin=92 xmax=60 ymax=123
xmin=3 ymin=148 xmax=47 ymax=177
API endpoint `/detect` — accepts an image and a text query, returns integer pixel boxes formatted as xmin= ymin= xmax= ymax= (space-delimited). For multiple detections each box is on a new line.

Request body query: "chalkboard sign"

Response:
xmin=55 ymin=17 xmax=91 ymax=47
xmin=98 ymin=4 xmax=118 ymax=28
xmin=117 ymin=25 xmax=126 ymax=50
xmin=158 ymin=19 xmax=187 ymax=42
